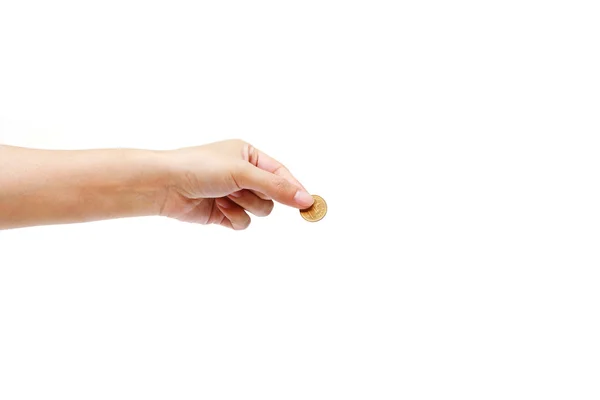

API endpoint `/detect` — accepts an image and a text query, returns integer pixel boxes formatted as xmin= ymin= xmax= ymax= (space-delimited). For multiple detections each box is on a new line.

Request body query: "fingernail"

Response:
xmin=229 ymin=191 xmax=242 ymax=198
xmin=294 ymin=190 xmax=314 ymax=207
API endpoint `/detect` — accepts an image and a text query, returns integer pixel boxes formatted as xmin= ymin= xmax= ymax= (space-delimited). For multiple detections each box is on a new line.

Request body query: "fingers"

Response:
xmin=256 ymin=150 xmax=308 ymax=192
xmin=214 ymin=197 xmax=251 ymax=230
xmin=245 ymin=143 xmax=309 ymax=193
xmin=250 ymin=190 xmax=271 ymax=201
xmin=228 ymin=190 xmax=274 ymax=217
xmin=235 ymin=164 xmax=314 ymax=209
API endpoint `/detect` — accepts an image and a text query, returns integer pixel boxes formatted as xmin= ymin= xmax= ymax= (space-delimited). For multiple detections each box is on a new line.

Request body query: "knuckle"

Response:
xmin=272 ymin=177 xmax=290 ymax=195
xmin=247 ymin=145 xmax=259 ymax=165
xmin=236 ymin=140 xmax=258 ymax=164
xmin=257 ymin=201 xmax=274 ymax=217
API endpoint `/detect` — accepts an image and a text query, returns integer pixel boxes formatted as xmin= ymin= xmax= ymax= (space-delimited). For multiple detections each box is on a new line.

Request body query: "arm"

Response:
xmin=0 ymin=140 xmax=314 ymax=230
xmin=0 ymin=145 xmax=168 ymax=229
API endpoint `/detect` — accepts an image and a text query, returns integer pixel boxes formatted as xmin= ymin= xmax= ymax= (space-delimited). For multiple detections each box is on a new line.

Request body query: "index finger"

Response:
xmin=250 ymin=146 xmax=308 ymax=192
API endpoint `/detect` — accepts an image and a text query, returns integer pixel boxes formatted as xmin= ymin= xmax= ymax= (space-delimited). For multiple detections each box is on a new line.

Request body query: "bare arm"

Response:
xmin=0 ymin=145 xmax=168 ymax=229
xmin=0 ymin=140 xmax=313 ymax=230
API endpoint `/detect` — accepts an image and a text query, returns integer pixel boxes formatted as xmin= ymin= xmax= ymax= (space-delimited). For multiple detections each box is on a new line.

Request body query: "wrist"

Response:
xmin=130 ymin=149 xmax=173 ymax=217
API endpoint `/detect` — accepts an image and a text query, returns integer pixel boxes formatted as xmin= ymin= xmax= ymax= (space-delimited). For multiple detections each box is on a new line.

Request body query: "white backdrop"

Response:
xmin=1 ymin=1 xmax=599 ymax=399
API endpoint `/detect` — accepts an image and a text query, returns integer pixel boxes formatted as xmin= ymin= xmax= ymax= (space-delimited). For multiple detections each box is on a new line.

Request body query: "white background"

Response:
xmin=1 ymin=1 xmax=599 ymax=399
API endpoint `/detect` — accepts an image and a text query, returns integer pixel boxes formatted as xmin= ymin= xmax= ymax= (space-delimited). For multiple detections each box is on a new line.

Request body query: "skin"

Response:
xmin=0 ymin=139 xmax=315 ymax=230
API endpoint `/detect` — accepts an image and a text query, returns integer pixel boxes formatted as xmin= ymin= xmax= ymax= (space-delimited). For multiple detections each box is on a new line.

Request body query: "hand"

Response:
xmin=159 ymin=139 xmax=315 ymax=230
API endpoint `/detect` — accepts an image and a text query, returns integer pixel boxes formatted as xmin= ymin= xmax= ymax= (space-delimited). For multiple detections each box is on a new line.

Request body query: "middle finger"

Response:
xmin=228 ymin=190 xmax=275 ymax=217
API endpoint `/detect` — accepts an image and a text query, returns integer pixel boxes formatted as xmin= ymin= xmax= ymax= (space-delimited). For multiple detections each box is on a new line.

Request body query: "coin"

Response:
xmin=300 ymin=195 xmax=327 ymax=222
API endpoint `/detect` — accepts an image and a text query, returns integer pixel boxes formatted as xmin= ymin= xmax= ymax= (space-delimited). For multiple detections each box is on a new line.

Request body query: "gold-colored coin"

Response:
xmin=300 ymin=195 xmax=327 ymax=222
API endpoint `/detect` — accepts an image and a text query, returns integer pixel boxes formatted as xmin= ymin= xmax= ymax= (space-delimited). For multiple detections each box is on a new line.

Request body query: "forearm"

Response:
xmin=0 ymin=145 xmax=169 ymax=229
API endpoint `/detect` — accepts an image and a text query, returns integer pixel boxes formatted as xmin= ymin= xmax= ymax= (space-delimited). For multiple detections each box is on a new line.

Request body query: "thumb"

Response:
xmin=236 ymin=164 xmax=314 ymax=209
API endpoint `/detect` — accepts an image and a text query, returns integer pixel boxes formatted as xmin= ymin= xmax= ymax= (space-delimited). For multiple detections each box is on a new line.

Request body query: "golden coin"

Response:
xmin=300 ymin=195 xmax=327 ymax=222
